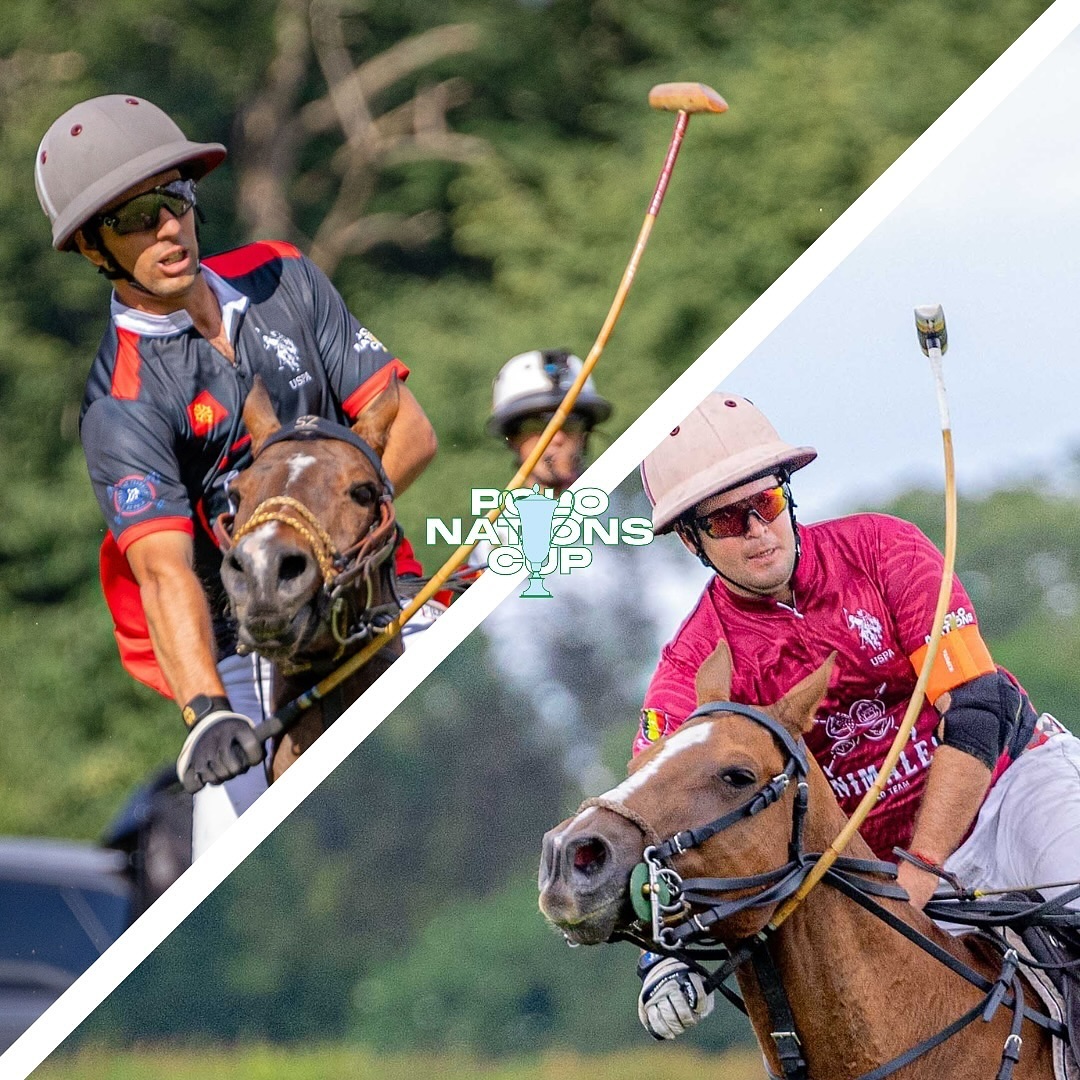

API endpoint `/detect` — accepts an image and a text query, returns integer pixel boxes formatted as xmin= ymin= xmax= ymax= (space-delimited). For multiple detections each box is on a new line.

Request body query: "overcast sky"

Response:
xmin=727 ymin=28 xmax=1080 ymax=520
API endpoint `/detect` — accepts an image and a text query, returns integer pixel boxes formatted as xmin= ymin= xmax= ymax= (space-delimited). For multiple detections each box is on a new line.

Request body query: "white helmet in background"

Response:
xmin=487 ymin=349 xmax=612 ymax=437
xmin=641 ymin=393 xmax=816 ymax=534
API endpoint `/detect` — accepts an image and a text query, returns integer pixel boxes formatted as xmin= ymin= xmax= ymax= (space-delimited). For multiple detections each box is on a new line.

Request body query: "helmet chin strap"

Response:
xmin=681 ymin=480 xmax=802 ymax=599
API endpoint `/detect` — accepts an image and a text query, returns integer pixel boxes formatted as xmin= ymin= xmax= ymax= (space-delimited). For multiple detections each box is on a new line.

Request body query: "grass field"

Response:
xmin=32 ymin=1045 xmax=766 ymax=1079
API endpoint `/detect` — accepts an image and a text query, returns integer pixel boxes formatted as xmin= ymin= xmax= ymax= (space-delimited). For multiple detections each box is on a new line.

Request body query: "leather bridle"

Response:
xmin=214 ymin=416 xmax=401 ymax=669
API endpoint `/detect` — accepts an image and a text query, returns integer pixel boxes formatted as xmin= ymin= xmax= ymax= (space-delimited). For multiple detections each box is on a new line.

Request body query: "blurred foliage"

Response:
xmin=0 ymin=0 xmax=1051 ymax=839
xmin=862 ymin=484 xmax=1080 ymax=731
xmin=350 ymin=876 xmax=753 ymax=1055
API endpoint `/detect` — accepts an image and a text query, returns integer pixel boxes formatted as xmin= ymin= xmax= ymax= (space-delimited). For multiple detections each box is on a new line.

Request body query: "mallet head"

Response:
xmin=914 ymin=303 xmax=948 ymax=356
xmin=649 ymin=82 xmax=728 ymax=115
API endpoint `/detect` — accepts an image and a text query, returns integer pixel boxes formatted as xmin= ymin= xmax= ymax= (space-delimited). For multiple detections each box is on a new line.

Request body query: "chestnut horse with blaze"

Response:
xmin=540 ymin=642 xmax=1061 ymax=1079
xmin=217 ymin=375 xmax=403 ymax=780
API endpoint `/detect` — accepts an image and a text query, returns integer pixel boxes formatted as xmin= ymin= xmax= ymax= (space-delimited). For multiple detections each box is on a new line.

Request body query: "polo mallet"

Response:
xmin=252 ymin=82 xmax=729 ymax=745
xmin=769 ymin=304 xmax=958 ymax=929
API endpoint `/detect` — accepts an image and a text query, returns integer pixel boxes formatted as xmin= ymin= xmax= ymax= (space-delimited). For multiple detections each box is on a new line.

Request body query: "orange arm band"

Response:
xmin=909 ymin=622 xmax=995 ymax=705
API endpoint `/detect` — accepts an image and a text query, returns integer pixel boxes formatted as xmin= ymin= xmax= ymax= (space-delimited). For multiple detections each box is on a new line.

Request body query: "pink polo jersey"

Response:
xmin=637 ymin=513 xmax=1007 ymax=860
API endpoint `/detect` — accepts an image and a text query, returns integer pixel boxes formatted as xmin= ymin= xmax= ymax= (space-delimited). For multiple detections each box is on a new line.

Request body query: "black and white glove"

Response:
xmin=637 ymin=952 xmax=714 ymax=1040
xmin=176 ymin=696 xmax=264 ymax=793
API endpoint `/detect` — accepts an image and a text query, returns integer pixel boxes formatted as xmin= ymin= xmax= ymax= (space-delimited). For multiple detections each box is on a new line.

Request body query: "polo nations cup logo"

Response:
xmin=426 ymin=487 xmax=653 ymax=598
xmin=502 ymin=485 xmax=564 ymax=598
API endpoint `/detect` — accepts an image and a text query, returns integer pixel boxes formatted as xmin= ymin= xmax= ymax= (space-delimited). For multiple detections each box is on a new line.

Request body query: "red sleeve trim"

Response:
xmin=342 ymin=358 xmax=410 ymax=419
xmin=111 ymin=327 xmax=142 ymax=400
xmin=115 ymin=515 xmax=194 ymax=555
xmin=204 ymin=240 xmax=303 ymax=278
xmin=99 ymin=536 xmax=172 ymax=699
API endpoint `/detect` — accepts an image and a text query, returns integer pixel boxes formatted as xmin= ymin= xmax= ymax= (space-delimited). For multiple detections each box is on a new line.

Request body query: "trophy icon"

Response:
xmin=501 ymin=484 xmax=572 ymax=598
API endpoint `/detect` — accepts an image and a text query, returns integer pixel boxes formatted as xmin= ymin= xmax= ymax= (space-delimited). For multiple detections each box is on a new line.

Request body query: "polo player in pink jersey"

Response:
xmin=632 ymin=391 xmax=1080 ymax=1042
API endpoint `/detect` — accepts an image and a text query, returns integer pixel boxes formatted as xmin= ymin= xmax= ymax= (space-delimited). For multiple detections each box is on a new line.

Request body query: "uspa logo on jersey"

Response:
xmin=426 ymin=486 xmax=652 ymax=598
xmin=109 ymin=472 xmax=165 ymax=520
xmin=261 ymin=330 xmax=302 ymax=372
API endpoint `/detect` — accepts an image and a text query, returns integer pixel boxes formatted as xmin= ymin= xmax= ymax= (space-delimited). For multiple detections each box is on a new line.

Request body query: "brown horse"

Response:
xmin=217 ymin=375 xmax=403 ymax=780
xmin=539 ymin=642 xmax=1060 ymax=1079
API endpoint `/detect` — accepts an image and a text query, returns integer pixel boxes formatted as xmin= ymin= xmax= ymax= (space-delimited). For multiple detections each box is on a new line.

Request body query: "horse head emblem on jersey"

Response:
xmin=262 ymin=330 xmax=302 ymax=372
xmin=846 ymin=607 xmax=884 ymax=651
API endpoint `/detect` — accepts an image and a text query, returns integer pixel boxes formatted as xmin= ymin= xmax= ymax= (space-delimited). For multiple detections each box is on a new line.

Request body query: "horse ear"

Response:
xmin=695 ymin=640 xmax=734 ymax=706
xmin=770 ymin=652 xmax=836 ymax=736
xmin=243 ymin=376 xmax=282 ymax=456
xmin=351 ymin=373 xmax=400 ymax=457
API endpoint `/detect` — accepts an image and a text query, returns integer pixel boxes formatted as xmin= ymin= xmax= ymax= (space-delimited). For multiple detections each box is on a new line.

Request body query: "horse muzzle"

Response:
xmin=538 ymin=813 xmax=642 ymax=944
xmin=222 ymin=528 xmax=324 ymax=615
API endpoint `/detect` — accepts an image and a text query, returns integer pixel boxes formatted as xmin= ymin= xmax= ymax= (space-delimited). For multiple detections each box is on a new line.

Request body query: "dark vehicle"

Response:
xmin=0 ymin=837 xmax=133 ymax=1051
xmin=0 ymin=768 xmax=192 ymax=1051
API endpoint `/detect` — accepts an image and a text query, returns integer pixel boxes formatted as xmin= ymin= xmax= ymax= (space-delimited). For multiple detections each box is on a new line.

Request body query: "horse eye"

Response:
xmin=720 ymin=767 xmax=757 ymax=789
xmin=349 ymin=483 xmax=376 ymax=507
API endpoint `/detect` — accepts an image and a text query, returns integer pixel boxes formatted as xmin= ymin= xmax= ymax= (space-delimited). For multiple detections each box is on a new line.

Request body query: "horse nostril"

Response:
xmin=278 ymin=554 xmax=309 ymax=583
xmin=571 ymin=838 xmax=609 ymax=878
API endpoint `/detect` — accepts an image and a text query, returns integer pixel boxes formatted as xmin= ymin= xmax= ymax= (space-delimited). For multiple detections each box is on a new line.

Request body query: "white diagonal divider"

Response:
xmin=4 ymin=1 xmax=1079 ymax=1074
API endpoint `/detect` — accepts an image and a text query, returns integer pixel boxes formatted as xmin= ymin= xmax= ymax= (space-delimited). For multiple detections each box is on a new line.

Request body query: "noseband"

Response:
xmin=215 ymin=416 xmax=401 ymax=664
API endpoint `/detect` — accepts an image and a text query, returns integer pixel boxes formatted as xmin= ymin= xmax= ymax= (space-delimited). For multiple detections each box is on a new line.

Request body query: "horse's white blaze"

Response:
xmin=241 ymin=522 xmax=281 ymax=580
xmin=597 ymin=722 xmax=714 ymax=806
xmin=286 ymin=452 xmax=317 ymax=487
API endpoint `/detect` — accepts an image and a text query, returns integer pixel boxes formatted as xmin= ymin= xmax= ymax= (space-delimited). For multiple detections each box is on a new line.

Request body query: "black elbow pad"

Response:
xmin=940 ymin=672 xmax=1035 ymax=770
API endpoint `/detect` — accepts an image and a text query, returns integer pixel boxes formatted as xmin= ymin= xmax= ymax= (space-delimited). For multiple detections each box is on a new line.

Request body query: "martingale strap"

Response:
xmin=752 ymin=944 xmax=809 ymax=1080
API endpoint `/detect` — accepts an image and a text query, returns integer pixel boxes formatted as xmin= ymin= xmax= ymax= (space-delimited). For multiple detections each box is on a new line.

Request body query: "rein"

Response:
xmin=592 ymin=700 xmax=1072 ymax=1080
xmin=216 ymin=416 xmax=401 ymax=671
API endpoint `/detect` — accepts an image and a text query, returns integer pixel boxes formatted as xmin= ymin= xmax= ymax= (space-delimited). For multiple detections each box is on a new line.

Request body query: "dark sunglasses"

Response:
xmin=510 ymin=412 xmax=590 ymax=439
xmin=694 ymin=485 xmax=788 ymax=539
xmin=97 ymin=179 xmax=197 ymax=235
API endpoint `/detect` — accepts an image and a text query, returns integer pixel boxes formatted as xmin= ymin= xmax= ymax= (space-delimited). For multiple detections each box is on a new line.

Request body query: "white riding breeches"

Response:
xmin=943 ymin=724 xmax=1080 ymax=907
xmin=190 ymin=652 xmax=272 ymax=860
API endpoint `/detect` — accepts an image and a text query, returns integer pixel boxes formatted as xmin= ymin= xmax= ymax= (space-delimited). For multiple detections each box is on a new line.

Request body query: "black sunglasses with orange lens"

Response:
xmin=694 ymin=485 xmax=788 ymax=539
xmin=97 ymin=179 xmax=197 ymax=235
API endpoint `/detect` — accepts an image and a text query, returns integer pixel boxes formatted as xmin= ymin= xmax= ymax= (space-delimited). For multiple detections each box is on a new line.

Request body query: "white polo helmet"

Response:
xmin=35 ymin=95 xmax=226 ymax=251
xmin=487 ymin=349 xmax=612 ymax=437
xmin=641 ymin=393 xmax=817 ymax=534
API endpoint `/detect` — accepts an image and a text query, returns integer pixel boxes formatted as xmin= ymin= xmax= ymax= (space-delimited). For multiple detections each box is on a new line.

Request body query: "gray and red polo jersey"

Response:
xmin=637 ymin=513 xmax=1026 ymax=860
xmin=80 ymin=240 xmax=414 ymax=693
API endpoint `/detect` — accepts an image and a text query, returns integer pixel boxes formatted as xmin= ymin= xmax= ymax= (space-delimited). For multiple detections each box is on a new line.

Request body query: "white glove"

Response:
xmin=637 ymin=954 xmax=714 ymax=1040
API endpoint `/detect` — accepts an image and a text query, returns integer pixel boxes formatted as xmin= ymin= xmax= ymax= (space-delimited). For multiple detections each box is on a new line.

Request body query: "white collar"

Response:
xmin=110 ymin=266 xmax=249 ymax=341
